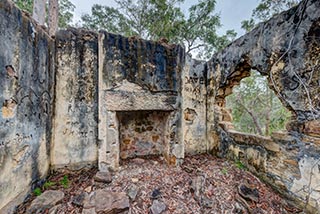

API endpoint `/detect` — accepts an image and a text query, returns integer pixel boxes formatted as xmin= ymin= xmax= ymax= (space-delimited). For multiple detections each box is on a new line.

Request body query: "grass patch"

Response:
xmin=33 ymin=187 xmax=42 ymax=196
xmin=235 ymin=160 xmax=246 ymax=170
xmin=60 ymin=175 xmax=70 ymax=188
xmin=43 ymin=181 xmax=56 ymax=189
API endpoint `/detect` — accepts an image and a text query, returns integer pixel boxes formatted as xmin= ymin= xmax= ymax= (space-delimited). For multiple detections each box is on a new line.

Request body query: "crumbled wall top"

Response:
xmin=99 ymin=31 xmax=185 ymax=92
xmin=210 ymin=0 xmax=320 ymax=122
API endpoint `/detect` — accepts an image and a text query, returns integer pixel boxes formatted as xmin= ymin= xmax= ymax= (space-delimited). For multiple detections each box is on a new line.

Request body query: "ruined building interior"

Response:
xmin=0 ymin=0 xmax=320 ymax=213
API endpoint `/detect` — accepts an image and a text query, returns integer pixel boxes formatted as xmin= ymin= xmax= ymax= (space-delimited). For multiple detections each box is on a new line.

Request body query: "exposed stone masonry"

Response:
xmin=118 ymin=111 xmax=170 ymax=160
xmin=0 ymin=0 xmax=320 ymax=213
xmin=207 ymin=0 xmax=320 ymax=211
xmin=98 ymin=31 xmax=184 ymax=170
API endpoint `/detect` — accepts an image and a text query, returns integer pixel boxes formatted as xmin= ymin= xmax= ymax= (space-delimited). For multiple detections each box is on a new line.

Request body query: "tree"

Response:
xmin=226 ymin=71 xmax=291 ymax=136
xmin=225 ymin=0 xmax=299 ymax=136
xmin=48 ymin=0 xmax=59 ymax=36
xmin=81 ymin=0 xmax=185 ymax=40
xmin=13 ymin=0 xmax=33 ymax=13
xmin=32 ymin=0 xmax=46 ymax=25
xmin=81 ymin=0 xmax=236 ymax=59
xmin=252 ymin=0 xmax=300 ymax=21
xmin=241 ymin=0 xmax=300 ymax=32
xmin=13 ymin=0 xmax=75 ymax=29
xmin=58 ymin=0 xmax=75 ymax=28
xmin=180 ymin=0 xmax=237 ymax=58
xmin=240 ymin=19 xmax=255 ymax=33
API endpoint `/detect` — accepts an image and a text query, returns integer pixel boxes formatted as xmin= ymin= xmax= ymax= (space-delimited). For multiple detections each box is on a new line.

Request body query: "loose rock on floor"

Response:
xmin=15 ymin=155 xmax=301 ymax=214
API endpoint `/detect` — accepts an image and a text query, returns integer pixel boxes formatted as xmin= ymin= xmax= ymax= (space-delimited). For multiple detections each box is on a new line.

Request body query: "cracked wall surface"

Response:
xmin=98 ymin=31 xmax=185 ymax=170
xmin=207 ymin=0 xmax=320 ymax=212
xmin=1 ymin=0 xmax=320 ymax=213
xmin=0 ymin=1 xmax=54 ymax=212
xmin=51 ymin=28 xmax=98 ymax=169
xmin=182 ymin=56 xmax=208 ymax=154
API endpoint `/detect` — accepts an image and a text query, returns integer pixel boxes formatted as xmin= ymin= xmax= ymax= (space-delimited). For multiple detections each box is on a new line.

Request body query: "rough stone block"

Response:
xmin=26 ymin=190 xmax=64 ymax=214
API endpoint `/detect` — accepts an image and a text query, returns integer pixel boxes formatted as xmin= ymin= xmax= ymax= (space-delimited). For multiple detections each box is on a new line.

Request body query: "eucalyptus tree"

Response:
xmin=32 ymin=0 xmax=46 ymax=25
xmin=13 ymin=0 xmax=75 ymax=29
xmin=241 ymin=0 xmax=301 ymax=32
xmin=225 ymin=0 xmax=300 ymax=136
xmin=226 ymin=71 xmax=291 ymax=136
xmin=81 ymin=0 xmax=236 ymax=59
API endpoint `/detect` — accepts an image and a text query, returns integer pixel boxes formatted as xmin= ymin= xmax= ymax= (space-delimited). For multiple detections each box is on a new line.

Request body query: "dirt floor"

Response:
xmin=15 ymin=154 xmax=302 ymax=214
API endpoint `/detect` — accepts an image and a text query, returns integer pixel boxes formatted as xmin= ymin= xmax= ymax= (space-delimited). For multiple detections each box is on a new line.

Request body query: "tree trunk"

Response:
xmin=32 ymin=0 xmax=46 ymax=25
xmin=48 ymin=0 xmax=59 ymax=36
xmin=265 ymin=89 xmax=273 ymax=136
xmin=236 ymin=100 xmax=263 ymax=135
xmin=265 ymin=109 xmax=270 ymax=136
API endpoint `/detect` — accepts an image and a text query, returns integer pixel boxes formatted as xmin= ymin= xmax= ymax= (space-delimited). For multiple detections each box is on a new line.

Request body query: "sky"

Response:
xmin=70 ymin=0 xmax=259 ymax=37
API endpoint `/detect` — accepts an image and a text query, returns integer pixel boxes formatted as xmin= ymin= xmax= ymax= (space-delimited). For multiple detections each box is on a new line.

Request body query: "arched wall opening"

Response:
xmin=213 ymin=56 xmax=295 ymax=138
xmin=225 ymin=70 xmax=291 ymax=136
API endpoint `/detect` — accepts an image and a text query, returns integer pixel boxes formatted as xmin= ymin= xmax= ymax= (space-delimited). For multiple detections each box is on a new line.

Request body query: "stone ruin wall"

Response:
xmin=0 ymin=1 xmax=55 ymax=212
xmin=51 ymin=28 xmax=98 ymax=170
xmin=0 ymin=0 xmax=320 ymax=212
xmin=208 ymin=0 xmax=320 ymax=211
xmin=97 ymin=31 xmax=185 ymax=170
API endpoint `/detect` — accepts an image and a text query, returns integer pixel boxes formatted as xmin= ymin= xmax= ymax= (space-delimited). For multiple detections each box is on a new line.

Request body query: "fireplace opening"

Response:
xmin=117 ymin=110 xmax=171 ymax=160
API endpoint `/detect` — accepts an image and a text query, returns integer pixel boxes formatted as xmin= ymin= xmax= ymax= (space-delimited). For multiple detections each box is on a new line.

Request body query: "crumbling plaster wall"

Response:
xmin=181 ymin=56 xmax=209 ymax=154
xmin=51 ymin=28 xmax=98 ymax=169
xmin=0 ymin=0 xmax=54 ymax=212
xmin=208 ymin=0 xmax=320 ymax=211
xmin=1 ymin=0 xmax=320 ymax=212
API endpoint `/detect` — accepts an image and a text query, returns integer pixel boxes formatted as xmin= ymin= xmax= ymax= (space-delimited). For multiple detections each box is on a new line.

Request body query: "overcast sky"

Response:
xmin=70 ymin=0 xmax=259 ymax=37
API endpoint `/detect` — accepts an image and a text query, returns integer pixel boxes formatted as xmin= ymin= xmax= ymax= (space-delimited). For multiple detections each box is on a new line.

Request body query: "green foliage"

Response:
xmin=81 ymin=5 xmax=128 ymax=36
xmin=82 ymin=0 xmax=185 ymax=39
xmin=12 ymin=0 xmax=75 ymax=28
xmin=60 ymin=175 xmax=69 ymax=188
xmin=58 ymin=0 xmax=75 ymax=28
xmin=33 ymin=187 xmax=42 ymax=196
xmin=252 ymin=0 xmax=300 ymax=21
xmin=43 ymin=181 xmax=56 ymax=189
xmin=235 ymin=160 xmax=245 ymax=170
xmin=13 ymin=0 xmax=33 ymax=13
xmin=221 ymin=167 xmax=228 ymax=175
xmin=241 ymin=18 xmax=255 ymax=33
xmin=81 ymin=0 xmax=236 ymax=59
xmin=241 ymin=0 xmax=301 ymax=32
xmin=226 ymin=70 xmax=291 ymax=136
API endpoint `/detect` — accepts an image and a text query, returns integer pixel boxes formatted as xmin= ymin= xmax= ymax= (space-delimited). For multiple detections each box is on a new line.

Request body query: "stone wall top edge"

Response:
xmin=98 ymin=29 xmax=186 ymax=54
xmin=56 ymin=27 xmax=98 ymax=42
xmin=208 ymin=0 xmax=319 ymax=64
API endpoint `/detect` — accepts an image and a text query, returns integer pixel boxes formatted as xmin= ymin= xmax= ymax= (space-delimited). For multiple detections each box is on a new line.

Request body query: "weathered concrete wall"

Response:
xmin=98 ymin=32 xmax=184 ymax=92
xmin=217 ymin=130 xmax=320 ymax=212
xmin=182 ymin=56 xmax=208 ymax=154
xmin=51 ymin=28 xmax=98 ymax=169
xmin=98 ymin=32 xmax=185 ymax=170
xmin=0 ymin=1 xmax=54 ymax=212
xmin=208 ymin=0 xmax=320 ymax=211
xmin=210 ymin=0 xmax=320 ymax=121
xmin=1 ymin=0 xmax=320 ymax=212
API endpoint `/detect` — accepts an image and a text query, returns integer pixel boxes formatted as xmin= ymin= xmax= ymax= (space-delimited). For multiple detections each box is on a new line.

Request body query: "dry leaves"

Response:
xmin=16 ymin=155 xmax=301 ymax=214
